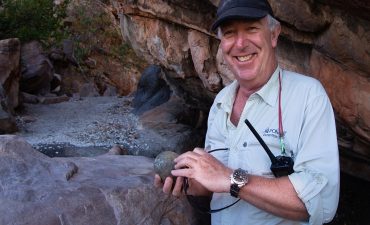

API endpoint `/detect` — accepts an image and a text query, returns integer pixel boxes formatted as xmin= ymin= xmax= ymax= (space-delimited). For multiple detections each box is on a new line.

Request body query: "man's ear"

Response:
xmin=271 ymin=24 xmax=281 ymax=48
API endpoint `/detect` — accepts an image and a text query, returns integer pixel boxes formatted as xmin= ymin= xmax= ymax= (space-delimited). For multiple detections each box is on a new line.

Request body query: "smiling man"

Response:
xmin=154 ymin=0 xmax=340 ymax=224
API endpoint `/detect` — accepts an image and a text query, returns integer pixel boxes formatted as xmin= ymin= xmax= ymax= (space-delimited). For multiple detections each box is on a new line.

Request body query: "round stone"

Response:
xmin=153 ymin=151 xmax=179 ymax=181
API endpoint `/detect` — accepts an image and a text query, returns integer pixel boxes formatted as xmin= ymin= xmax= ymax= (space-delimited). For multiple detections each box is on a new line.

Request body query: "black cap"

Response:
xmin=211 ymin=0 xmax=274 ymax=31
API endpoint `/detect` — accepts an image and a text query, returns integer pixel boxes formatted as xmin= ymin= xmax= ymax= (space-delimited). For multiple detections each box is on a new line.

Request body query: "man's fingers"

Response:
xmin=172 ymin=176 xmax=184 ymax=197
xmin=163 ymin=177 xmax=174 ymax=194
xmin=174 ymin=156 xmax=197 ymax=169
xmin=174 ymin=151 xmax=199 ymax=163
xmin=172 ymin=167 xmax=192 ymax=178
xmin=155 ymin=147 xmax=210 ymax=197
xmin=174 ymin=148 xmax=208 ymax=166
xmin=154 ymin=174 xmax=163 ymax=188
xmin=193 ymin=147 xmax=206 ymax=155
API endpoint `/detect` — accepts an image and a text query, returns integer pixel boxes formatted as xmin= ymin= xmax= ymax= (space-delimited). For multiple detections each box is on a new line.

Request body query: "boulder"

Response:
xmin=132 ymin=65 xmax=171 ymax=115
xmin=20 ymin=41 xmax=54 ymax=95
xmin=0 ymin=135 xmax=200 ymax=225
xmin=0 ymin=38 xmax=20 ymax=134
xmin=0 ymin=38 xmax=21 ymax=112
xmin=130 ymin=65 xmax=206 ymax=157
xmin=0 ymin=108 xmax=18 ymax=134
xmin=134 ymin=95 xmax=205 ymax=157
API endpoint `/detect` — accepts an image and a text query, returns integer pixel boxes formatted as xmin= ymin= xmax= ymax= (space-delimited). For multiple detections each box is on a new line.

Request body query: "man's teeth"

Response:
xmin=237 ymin=54 xmax=253 ymax=62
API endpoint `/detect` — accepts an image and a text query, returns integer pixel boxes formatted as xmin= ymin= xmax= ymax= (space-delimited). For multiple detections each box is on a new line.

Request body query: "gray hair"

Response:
xmin=266 ymin=14 xmax=280 ymax=31
xmin=216 ymin=14 xmax=280 ymax=39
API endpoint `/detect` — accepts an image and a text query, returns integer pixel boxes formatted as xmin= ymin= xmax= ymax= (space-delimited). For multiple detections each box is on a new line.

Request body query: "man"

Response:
xmin=155 ymin=0 xmax=340 ymax=224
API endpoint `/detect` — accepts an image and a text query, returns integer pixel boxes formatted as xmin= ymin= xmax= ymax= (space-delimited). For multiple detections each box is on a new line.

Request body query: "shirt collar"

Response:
xmin=216 ymin=66 xmax=281 ymax=112
xmin=216 ymin=80 xmax=238 ymax=113
xmin=255 ymin=66 xmax=281 ymax=107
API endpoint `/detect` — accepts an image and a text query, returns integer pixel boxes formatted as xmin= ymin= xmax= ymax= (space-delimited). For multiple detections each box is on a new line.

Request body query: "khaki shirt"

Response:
xmin=205 ymin=67 xmax=339 ymax=225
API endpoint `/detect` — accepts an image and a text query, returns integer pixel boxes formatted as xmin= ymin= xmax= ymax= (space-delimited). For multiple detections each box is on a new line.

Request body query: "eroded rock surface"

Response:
xmin=0 ymin=38 xmax=20 ymax=134
xmin=0 ymin=135 xmax=197 ymax=225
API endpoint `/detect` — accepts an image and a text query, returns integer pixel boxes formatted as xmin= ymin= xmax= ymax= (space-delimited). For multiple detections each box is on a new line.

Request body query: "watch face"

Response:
xmin=230 ymin=168 xmax=248 ymax=197
xmin=233 ymin=168 xmax=248 ymax=184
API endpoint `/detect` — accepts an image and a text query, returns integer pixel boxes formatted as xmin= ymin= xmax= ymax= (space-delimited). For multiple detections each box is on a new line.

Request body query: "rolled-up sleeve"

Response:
xmin=289 ymin=94 xmax=340 ymax=225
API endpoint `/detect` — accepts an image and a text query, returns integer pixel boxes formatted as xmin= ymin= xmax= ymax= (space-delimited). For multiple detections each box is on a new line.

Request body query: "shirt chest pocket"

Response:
xmin=231 ymin=139 xmax=283 ymax=177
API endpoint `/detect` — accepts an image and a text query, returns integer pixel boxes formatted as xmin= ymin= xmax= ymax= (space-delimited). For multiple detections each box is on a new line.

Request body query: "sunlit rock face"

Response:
xmin=112 ymin=0 xmax=370 ymax=178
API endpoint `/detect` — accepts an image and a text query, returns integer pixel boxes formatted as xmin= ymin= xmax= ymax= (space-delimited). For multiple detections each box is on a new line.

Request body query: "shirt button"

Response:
xmin=243 ymin=142 xmax=248 ymax=147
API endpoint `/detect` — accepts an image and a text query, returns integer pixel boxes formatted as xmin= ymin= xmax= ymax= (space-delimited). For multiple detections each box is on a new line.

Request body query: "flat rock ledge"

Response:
xmin=0 ymin=135 xmax=197 ymax=225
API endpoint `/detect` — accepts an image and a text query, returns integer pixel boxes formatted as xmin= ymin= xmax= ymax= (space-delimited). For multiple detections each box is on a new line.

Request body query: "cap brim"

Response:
xmin=211 ymin=7 xmax=268 ymax=31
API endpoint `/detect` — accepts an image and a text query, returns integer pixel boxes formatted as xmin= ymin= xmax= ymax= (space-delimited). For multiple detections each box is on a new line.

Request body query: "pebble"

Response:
xmin=153 ymin=151 xmax=179 ymax=181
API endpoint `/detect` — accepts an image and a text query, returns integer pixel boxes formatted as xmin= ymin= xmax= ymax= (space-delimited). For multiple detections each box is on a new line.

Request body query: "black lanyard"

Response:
xmin=183 ymin=148 xmax=240 ymax=214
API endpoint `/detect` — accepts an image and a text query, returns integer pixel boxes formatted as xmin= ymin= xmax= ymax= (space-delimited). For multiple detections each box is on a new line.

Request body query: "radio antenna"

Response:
xmin=245 ymin=119 xmax=277 ymax=164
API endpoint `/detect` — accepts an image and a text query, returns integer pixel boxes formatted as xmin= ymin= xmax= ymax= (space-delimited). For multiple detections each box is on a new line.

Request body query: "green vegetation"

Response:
xmin=68 ymin=2 xmax=145 ymax=68
xmin=0 ymin=0 xmax=144 ymax=67
xmin=0 ymin=0 xmax=69 ymax=43
xmin=0 ymin=0 xmax=147 ymax=88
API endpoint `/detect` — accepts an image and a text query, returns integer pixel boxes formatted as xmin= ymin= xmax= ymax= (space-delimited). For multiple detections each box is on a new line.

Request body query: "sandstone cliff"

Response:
xmin=111 ymin=0 xmax=370 ymax=178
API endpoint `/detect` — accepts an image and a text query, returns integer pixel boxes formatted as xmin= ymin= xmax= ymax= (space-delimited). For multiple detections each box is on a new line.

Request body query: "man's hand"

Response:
xmin=172 ymin=148 xmax=232 ymax=194
xmin=154 ymin=174 xmax=185 ymax=197
xmin=154 ymin=147 xmax=222 ymax=197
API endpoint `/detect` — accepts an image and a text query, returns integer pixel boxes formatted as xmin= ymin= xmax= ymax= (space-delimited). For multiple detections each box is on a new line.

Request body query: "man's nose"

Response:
xmin=235 ymin=34 xmax=249 ymax=49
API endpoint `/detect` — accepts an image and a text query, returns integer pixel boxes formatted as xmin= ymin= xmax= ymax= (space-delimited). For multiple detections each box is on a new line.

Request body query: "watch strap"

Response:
xmin=230 ymin=183 xmax=240 ymax=198
xmin=230 ymin=168 xmax=248 ymax=198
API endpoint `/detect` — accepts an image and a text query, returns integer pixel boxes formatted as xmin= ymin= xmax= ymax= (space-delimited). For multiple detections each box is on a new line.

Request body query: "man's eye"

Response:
xmin=223 ymin=30 xmax=234 ymax=36
xmin=248 ymin=27 xmax=258 ymax=32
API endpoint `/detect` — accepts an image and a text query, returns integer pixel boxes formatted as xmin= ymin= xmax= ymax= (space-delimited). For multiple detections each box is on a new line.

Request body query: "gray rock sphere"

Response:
xmin=154 ymin=151 xmax=179 ymax=181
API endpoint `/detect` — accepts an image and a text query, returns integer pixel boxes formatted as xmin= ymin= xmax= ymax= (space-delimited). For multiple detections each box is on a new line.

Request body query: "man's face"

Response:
xmin=220 ymin=17 xmax=280 ymax=88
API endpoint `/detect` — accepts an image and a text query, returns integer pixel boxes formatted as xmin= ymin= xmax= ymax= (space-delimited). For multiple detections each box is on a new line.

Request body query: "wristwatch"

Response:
xmin=230 ymin=168 xmax=249 ymax=198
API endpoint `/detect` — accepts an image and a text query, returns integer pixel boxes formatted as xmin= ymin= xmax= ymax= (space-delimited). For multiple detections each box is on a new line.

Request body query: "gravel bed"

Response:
xmin=15 ymin=96 xmax=150 ymax=156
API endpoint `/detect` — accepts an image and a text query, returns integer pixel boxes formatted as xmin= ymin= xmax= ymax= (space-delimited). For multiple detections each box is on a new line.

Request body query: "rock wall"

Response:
xmin=0 ymin=38 xmax=20 ymax=134
xmin=112 ymin=0 xmax=370 ymax=177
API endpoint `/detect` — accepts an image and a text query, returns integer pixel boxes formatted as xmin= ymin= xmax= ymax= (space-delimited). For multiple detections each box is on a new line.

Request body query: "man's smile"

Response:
xmin=235 ymin=53 xmax=256 ymax=62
